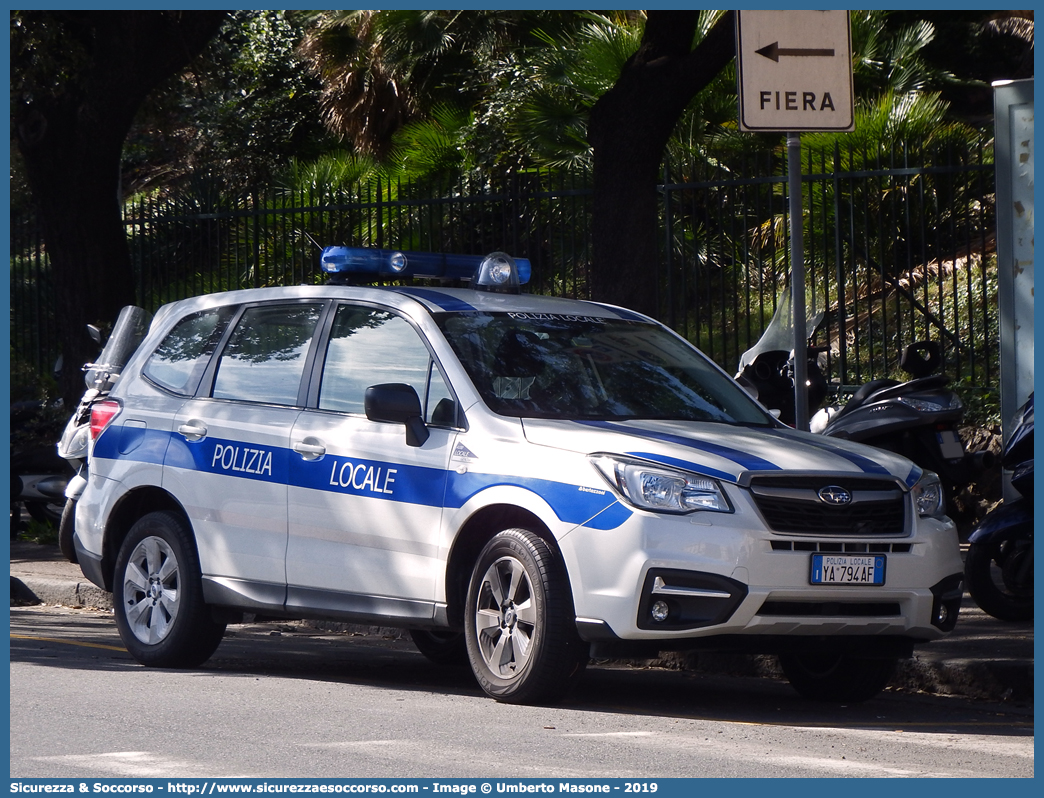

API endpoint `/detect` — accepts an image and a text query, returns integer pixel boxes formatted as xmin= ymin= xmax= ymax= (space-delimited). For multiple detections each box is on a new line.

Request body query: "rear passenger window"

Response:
xmin=142 ymin=307 xmax=234 ymax=396
xmin=212 ymin=304 xmax=323 ymax=406
xmin=319 ymin=306 xmax=443 ymax=418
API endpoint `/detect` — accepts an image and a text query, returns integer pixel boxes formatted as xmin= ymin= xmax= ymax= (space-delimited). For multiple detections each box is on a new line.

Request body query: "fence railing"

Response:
xmin=660 ymin=137 xmax=996 ymax=390
xmin=10 ymin=135 xmax=997 ymax=398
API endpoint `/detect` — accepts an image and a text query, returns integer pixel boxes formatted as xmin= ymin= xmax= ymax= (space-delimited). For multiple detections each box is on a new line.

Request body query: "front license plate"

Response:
xmin=811 ymin=554 xmax=886 ymax=585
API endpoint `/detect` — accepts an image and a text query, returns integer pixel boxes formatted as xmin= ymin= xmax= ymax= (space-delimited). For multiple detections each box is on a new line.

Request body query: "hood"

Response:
xmin=520 ymin=418 xmax=921 ymax=487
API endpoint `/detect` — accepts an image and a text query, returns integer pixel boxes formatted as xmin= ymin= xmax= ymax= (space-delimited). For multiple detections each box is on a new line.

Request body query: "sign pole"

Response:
xmin=736 ymin=10 xmax=853 ymax=432
xmin=788 ymin=132 xmax=809 ymax=431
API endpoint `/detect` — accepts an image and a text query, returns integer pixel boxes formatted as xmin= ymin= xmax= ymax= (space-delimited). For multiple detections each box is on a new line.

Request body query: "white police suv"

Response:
xmin=75 ymin=247 xmax=964 ymax=705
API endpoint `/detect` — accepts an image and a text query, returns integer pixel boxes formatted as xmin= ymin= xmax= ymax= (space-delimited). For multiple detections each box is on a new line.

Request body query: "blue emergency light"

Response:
xmin=320 ymin=246 xmax=531 ymax=293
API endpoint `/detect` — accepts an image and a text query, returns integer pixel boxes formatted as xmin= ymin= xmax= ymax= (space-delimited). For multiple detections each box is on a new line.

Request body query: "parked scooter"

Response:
xmin=964 ymin=393 xmax=1033 ymax=621
xmin=736 ymin=296 xmax=991 ymax=510
xmin=56 ymin=305 xmax=150 ymax=562
xmin=735 ymin=295 xmax=829 ymax=427
xmin=10 ymin=396 xmax=73 ymax=535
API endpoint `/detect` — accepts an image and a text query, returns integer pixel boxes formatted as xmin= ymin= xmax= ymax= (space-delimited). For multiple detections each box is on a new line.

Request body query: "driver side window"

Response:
xmin=319 ymin=305 xmax=459 ymax=426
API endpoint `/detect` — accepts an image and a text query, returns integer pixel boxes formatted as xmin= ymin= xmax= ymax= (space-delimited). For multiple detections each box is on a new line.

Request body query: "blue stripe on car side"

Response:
xmin=163 ymin=433 xmax=293 ymax=484
xmin=575 ymin=420 xmax=780 ymax=471
xmin=391 ymin=287 xmax=477 ymax=312
xmin=93 ymin=426 xmax=171 ymax=467
xmin=445 ymin=470 xmax=627 ymax=527
xmin=97 ymin=428 xmax=631 ymax=529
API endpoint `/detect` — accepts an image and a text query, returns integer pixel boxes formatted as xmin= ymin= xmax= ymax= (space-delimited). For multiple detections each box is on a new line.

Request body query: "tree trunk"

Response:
xmin=13 ymin=11 xmax=226 ymax=406
xmin=588 ymin=11 xmax=736 ymax=319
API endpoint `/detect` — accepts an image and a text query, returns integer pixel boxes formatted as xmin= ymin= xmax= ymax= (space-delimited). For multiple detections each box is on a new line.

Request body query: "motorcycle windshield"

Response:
xmin=84 ymin=305 xmax=152 ymax=390
xmin=737 ymin=288 xmax=824 ymax=371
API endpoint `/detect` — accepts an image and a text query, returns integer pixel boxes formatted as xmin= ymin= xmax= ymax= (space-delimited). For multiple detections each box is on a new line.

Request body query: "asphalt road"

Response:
xmin=8 ymin=605 xmax=1034 ymax=780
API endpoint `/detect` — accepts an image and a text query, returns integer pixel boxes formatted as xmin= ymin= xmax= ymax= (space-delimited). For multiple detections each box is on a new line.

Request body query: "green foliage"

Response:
xmin=385 ymin=105 xmax=476 ymax=178
xmin=10 ymin=10 xmax=1016 ymax=410
xmin=124 ymin=10 xmax=332 ymax=193
xmin=10 ymin=11 xmax=93 ymax=114
xmin=955 ymin=380 xmax=1002 ymax=427
xmin=851 ymin=11 xmax=951 ymax=97
xmin=277 ymin=151 xmax=378 ymax=193
xmin=10 ymin=350 xmax=59 ymax=405
xmin=17 ymin=517 xmax=60 ymax=545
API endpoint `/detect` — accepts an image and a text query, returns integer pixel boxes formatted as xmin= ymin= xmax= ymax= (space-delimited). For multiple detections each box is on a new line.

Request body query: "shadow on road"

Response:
xmin=10 ymin=607 xmax=1032 ymax=739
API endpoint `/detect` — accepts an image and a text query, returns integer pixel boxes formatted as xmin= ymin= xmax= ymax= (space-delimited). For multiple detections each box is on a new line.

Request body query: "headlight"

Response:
xmin=911 ymin=471 xmax=947 ymax=518
xmin=591 ymin=455 xmax=731 ymax=514
xmin=898 ymin=394 xmax=962 ymax=412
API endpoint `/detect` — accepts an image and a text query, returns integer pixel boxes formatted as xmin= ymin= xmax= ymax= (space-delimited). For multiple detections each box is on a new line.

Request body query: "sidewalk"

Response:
xmin=9 ymin=539 xmax=1033 ymax=704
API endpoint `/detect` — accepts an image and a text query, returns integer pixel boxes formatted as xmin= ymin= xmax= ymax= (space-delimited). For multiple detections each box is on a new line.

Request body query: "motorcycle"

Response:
xmin=964 ymin=393 xmax=1033 ymax=621
xmin=10 ymin=396 xmax=73 ymax=535
xmin=736 ymin=295 xmax=992 ymax=510
xmin=56 ymin=305 xmax=151 ymax=562
xmin=735 ymin=293 xmax=830 ymax=427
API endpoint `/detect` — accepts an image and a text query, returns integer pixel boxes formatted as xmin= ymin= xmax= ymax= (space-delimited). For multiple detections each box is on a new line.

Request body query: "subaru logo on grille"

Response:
xmin=818 ymin=485 xmax=852 ymax=505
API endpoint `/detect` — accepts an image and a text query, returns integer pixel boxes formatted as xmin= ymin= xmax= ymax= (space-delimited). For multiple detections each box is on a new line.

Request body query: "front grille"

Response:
xmin=749 ymin=476 xmax=906 ymax=536
xmin=769 ymin=540 xmax=911 ymax=553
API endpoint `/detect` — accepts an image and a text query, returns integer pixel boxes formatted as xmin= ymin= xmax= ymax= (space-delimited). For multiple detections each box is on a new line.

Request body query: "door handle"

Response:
xmin=177 ymin=422 xmax=207 ymax=441
xmin=293 ymin=439 xmax=326 ymax=460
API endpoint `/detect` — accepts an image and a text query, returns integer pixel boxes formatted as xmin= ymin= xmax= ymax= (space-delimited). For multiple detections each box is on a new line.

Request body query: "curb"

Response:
xmin=11 ymin=574 xmax=113 ymax=611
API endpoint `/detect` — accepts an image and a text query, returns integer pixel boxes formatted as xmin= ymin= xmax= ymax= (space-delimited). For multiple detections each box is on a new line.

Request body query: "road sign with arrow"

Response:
xmin=737 ymin=10 xmax=854 ymax=132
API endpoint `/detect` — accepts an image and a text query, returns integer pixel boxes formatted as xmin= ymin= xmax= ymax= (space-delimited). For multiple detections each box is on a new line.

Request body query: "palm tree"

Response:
xmin=296 ymin=10 xmax=580 ymax=158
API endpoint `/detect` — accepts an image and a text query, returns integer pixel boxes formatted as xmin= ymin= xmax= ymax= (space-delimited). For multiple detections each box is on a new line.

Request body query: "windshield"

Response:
xmin=437 ymin=312 xmax=772 ymax=425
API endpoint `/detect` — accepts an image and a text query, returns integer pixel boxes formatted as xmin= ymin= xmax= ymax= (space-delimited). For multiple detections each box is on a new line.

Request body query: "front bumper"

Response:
xmin=561 ymin=501 xmax=964 ymax=646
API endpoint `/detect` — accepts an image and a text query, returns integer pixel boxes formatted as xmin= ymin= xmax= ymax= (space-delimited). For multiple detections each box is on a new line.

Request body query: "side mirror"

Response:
xmin=364 ymin=383 xmax=430 ymax=447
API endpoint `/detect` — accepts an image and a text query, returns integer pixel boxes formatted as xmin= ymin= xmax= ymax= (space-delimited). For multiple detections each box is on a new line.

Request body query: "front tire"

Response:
xmin=113 ymin=510 xmax=225 ymax=668
xmin=464 ymin=528 xmax=588 ymax=704
xmin=779 ymin=651 xmax=897 ymax=703
xmin=409 ymin=629 xmax=468 ymax=666
xmin=58 ymin=498 xmax=78 ymax=563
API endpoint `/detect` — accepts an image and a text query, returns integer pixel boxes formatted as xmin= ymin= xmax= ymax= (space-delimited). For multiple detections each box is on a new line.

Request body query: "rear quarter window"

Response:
xmin=142 ymin=307 xmax=234 ymax=396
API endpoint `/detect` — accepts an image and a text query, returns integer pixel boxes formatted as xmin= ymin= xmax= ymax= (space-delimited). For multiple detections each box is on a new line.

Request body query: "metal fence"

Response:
xmin=660 ymin=136 xmax=996 ymax=391
xmin=10 ymin=134 xmax=997 ymax=397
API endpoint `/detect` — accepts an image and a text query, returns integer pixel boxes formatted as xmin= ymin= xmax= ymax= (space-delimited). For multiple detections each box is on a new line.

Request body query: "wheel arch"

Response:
xmin=444 ymin=503 xmax=557 ymax=628
xmin=100 ymin=487 xmax=191 ymax=591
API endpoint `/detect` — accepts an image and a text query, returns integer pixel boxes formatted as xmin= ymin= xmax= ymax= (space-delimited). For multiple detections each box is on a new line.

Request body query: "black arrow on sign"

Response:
xmin=756 ymin=42 xmax=835 ymax=62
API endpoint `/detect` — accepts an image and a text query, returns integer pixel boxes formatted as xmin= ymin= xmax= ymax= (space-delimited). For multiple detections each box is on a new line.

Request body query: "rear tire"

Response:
xmin=409 ymin=629 xmax=468 ymax=666
xmin=464 ymin=528 xmax=588 ymax=704
xmin=58 ymin=498 xmax=78 ymax=563
xmin=779 ymin=651 xmax=897 ymax=703
xmin=965 ymin=534 xmax=1033 ymax=622
xmin=113 ymin=510 xmax=225 ymax=668
xmin=25 ymin=499 xmax=63 ymax=527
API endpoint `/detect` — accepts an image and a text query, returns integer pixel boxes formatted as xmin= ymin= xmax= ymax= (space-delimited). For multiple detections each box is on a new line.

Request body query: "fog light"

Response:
xmin=935 ymin=604 xmax=949 ymax=625
xmin=650 ymin=600 xmax=670 ymax=623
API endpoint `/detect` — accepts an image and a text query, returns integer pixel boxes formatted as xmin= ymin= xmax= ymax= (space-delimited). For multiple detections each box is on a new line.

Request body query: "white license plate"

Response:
xmin=937 ymin=428 xmax=965 ymax=459
xmin=811 ymin=554 xmax=886 ymax=585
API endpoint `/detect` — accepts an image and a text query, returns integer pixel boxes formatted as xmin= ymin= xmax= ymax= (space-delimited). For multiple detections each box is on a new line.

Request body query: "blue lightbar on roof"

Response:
xmin=320 ymin=246 xmax=531 ymax=287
